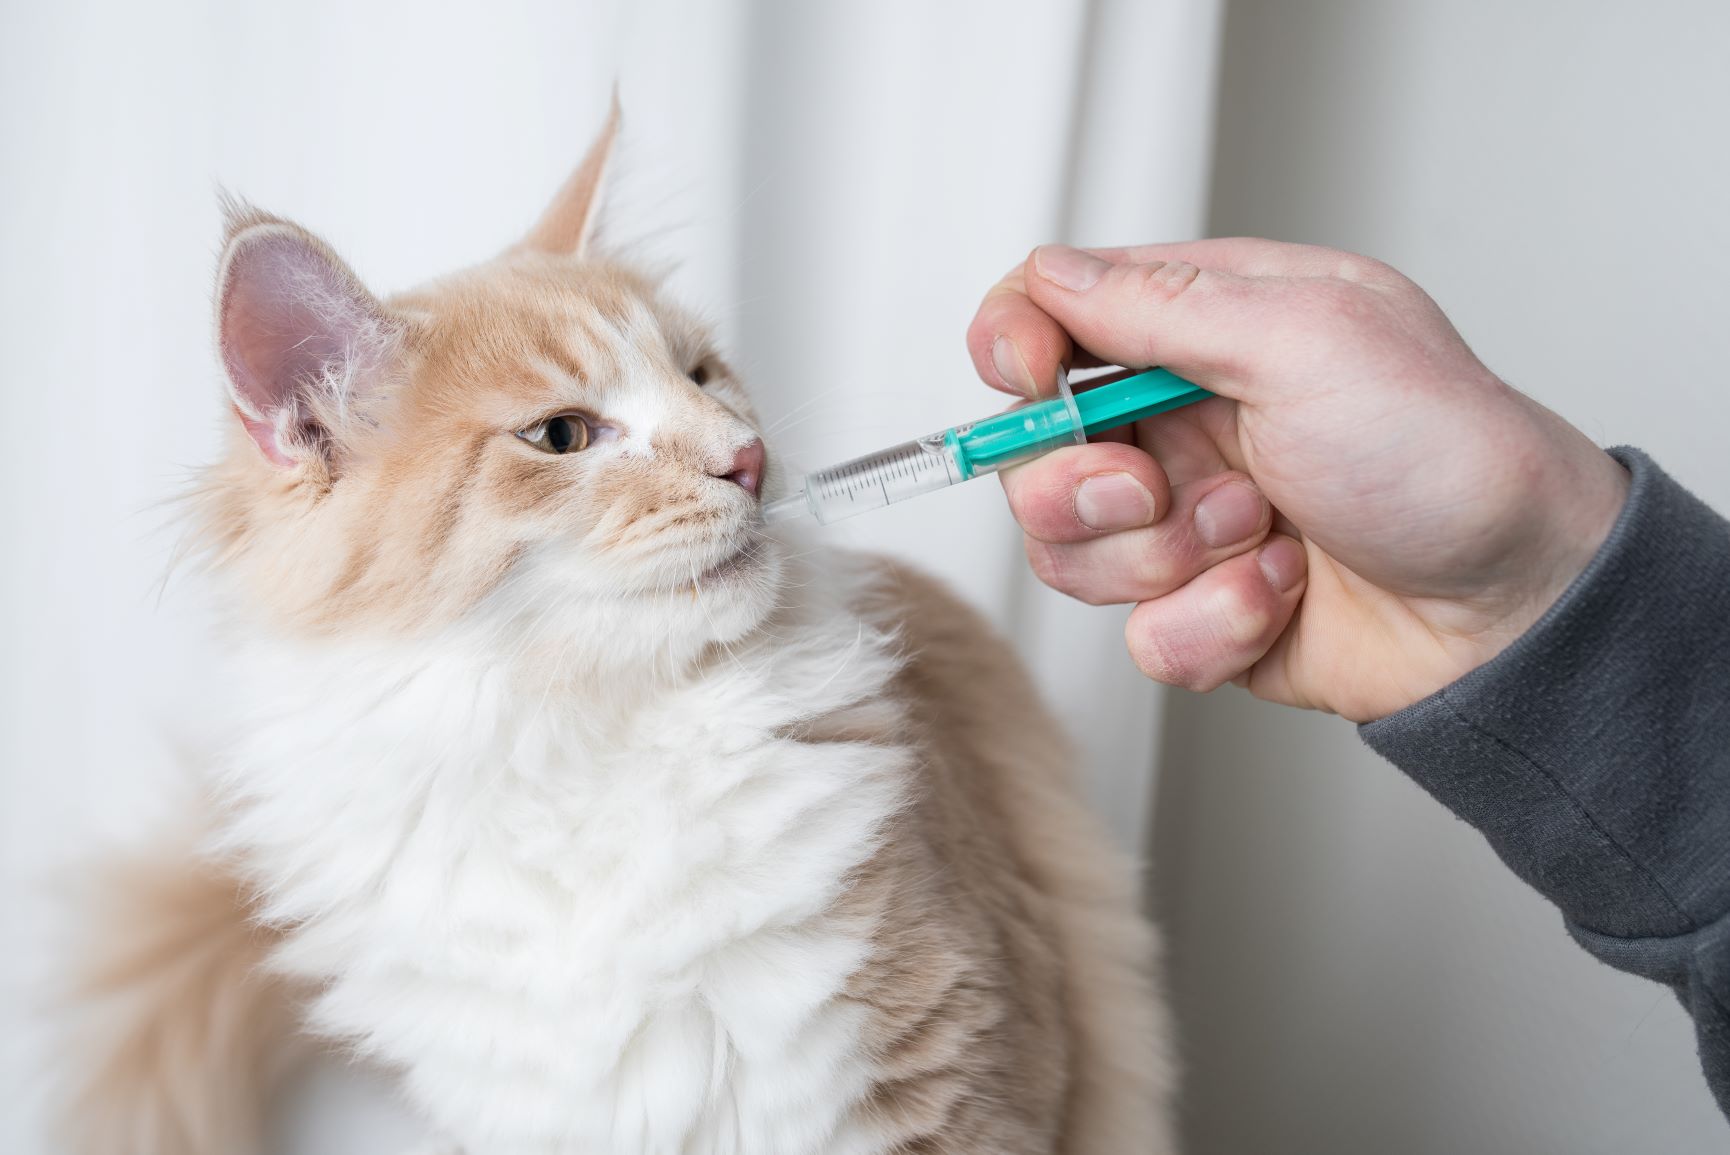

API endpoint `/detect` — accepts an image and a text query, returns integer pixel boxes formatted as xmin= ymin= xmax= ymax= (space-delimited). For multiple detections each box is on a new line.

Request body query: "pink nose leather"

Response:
xmin=717 ymin=439 xmax=765 ymax=498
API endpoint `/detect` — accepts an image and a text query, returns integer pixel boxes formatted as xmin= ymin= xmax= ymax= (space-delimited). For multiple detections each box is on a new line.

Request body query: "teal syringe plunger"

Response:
xmin=762 ymin=367 xmax=1213 ymax=525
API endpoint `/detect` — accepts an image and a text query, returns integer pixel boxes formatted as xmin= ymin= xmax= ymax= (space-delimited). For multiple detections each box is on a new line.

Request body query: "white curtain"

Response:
xmin=0 ymin=2 xmax=1221 ymax=1149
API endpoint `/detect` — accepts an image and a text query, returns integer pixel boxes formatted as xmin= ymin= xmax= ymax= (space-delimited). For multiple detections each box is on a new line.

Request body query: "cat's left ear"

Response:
xmin=516 ymin=92 xmax=621 ymax=259
xmin=215 ymin=203 xmax=399 ymax=470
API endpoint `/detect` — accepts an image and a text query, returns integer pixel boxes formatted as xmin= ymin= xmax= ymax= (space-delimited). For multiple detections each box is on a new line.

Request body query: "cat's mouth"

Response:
xmin=703 ymin=541 xmax=760 ymax=581
xmin=686 ymin=538 xmax=766 ymax=589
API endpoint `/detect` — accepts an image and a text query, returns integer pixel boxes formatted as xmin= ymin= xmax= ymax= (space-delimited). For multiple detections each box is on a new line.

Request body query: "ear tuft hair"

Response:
xmin=516 ymin=92 xmax=621 ymax=259
xmin=213 ymin=209 xmax=400 ymax=472
xmin=216 ymin=192 xmax=287 ymax=249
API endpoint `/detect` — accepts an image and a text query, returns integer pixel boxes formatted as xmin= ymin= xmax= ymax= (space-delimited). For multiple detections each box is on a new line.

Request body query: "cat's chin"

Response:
xmin=648 ymin=536 xmax=785 ymax=644
xmin=689 ymin=538 xmax=767 ymax=587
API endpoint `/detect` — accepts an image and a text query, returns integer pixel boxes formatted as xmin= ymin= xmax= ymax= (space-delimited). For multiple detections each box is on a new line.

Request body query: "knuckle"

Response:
xmin=1133 ymin=529 xmax=1188 ymax=589
xmin=1031 ymin=546 xmax=1114 ymax=608
xmin=1299 ymin=278 xmax=1385 ymax=336
xmin=1206 ymin=577 xmax=1276 ymax=652
xmin=1121 ymin=261 xmax=1206 ymax=365
xmin=1028 ymin=540 xmax=1108 ymax=605
xmin=1332 ymin=251 xmax=1392 ymax=283
xmin=1024 ymin=537 xmax=1073 ymax=594
xmin=1122 ymin=262 xmax=1204 ymax=328
xmin=1358 ymin=257 xmax=1404 ymax=286
xmin=1126 ymin=259 xmax=1204 ymax=306
xmin=1127 ymin=567 xmax=1276 ymax=691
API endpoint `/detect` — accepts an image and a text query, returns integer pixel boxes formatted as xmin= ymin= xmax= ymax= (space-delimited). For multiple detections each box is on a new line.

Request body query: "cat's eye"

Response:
xmin=688 ymin=362 xmax=711 ymax=387
xmin=517 ymin=414 xmax=590 ymax=455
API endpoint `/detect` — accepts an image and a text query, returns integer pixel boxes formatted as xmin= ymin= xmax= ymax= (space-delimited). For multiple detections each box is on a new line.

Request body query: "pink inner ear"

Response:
xmin=236 ymin=410 xmax=299 ymax=468
xmin=218 ymin=229 xmax=387 ymax=466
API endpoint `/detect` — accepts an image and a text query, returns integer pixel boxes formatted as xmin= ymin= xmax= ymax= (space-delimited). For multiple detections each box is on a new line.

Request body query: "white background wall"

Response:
xmin=1154 ymin=2 xmax=1730 ymax=1152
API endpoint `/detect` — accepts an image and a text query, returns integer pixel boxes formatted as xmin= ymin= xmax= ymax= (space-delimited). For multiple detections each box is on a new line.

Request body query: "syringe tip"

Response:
xmin=761 ymin=493 xmax=812 ymax=525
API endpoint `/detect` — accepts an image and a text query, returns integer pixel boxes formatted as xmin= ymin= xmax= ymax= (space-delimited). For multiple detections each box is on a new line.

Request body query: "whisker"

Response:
xmin=762 ymin=385 xmax=851 ymax=436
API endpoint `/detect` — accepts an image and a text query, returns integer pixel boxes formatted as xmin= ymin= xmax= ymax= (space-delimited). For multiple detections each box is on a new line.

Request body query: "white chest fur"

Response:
xmin=217 ymin=592 xmax=912 ymax=1154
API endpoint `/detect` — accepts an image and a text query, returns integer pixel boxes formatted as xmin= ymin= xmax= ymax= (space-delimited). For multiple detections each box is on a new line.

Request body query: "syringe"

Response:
xmin=762 ymin=368 xmax=1213 ymax=525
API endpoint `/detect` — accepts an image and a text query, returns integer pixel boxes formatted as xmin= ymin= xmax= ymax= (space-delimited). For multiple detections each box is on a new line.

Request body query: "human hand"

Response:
xmin=967 ymin=240 xmax=1629 ymax=722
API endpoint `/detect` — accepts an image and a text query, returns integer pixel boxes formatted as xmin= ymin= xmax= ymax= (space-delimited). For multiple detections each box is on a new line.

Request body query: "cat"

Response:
xmin=53 ymin=104 xmax=1178 ymax=1155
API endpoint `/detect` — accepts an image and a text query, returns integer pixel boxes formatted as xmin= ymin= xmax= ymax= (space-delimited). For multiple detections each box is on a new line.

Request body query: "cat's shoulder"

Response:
xmin=825 ymin=549 xmax=1048 ymax=716
xmin=828 ymin=549 xmax=996 ymax=646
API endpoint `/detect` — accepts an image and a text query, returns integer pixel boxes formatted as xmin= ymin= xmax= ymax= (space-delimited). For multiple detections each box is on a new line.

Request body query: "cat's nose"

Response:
xmin=714 ymin=439 xmax=765 ymax=498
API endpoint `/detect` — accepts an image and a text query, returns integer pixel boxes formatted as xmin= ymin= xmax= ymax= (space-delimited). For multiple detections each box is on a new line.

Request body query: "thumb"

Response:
xmin=1023 ymin=245 xmax=1275 ymax=399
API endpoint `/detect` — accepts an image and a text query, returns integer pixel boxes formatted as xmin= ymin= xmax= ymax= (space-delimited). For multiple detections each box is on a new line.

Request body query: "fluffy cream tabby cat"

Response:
xmin=55 ymin=106 xmax=1177 ymax=1155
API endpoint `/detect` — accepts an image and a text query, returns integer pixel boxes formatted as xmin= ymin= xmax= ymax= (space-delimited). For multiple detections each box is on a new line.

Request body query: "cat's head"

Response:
xmin=197 ymin=106 xmax=785 ymax=674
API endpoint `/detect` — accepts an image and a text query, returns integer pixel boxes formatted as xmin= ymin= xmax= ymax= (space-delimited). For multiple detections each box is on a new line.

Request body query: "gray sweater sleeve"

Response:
xmin=1360 ymin=447 xmax=1730 ymax=1121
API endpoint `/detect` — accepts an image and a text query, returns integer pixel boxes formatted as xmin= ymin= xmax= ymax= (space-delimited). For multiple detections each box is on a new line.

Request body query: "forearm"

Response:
xmin=1360 ymin=448 xmax=1730 ymax=1119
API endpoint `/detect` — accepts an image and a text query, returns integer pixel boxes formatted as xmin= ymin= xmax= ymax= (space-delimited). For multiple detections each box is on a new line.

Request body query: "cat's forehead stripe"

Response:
xmin=528 ymin=355 xmax=582 ymax=397
xmin=587 ymin=296 xmax=663 ymax=361
xmin=531 ymin=298 xmax=674 ymax=398
xmin=534 ymin=333 xmax=590 ymax=385
xmin=549 ymin=296 xmax=653 ymax=380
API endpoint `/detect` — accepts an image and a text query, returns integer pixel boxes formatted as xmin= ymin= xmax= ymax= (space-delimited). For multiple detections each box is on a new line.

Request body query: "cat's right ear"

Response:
xmin=515 ymin=92 xmax=621 ymax=259
xmin=215 ymin=203 xmax=399 ymax=470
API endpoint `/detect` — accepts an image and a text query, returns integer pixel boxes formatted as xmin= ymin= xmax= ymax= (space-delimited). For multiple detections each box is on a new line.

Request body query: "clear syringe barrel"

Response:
xmin=763 ymin=368 xmax=1211 ymax=526
xmin=771 ymin=405 xmax=1080 ymax=525
xmin=774 ymin=431 xmax=962 ymax=524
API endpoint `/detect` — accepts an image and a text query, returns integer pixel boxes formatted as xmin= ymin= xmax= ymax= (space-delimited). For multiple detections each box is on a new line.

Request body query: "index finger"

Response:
xmin=966 ymin=262 xmax=1076 ymax=399
xmin=967 ymin=237 xmax=1386 ymax=399
xmin=1083 ymin=238 xmax=1378 ymax=280
xmin=966 ymin=241 xmax=1280 ymax=400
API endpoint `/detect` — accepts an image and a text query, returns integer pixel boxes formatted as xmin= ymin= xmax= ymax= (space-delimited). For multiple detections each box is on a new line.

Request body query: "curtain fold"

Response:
xmin=733 ymin=0 xmax=1224 ymax=852
xmin=1020 ymin=0 xmax=1225 ymax=847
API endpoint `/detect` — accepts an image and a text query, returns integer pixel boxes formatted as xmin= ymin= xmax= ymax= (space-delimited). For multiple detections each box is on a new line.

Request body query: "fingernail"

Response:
xmin=1075 ymin=472 xmax=1156 ymax=532
xmin=1193 ymin=482 xmax=1266 ymax=548
xmin=991 ymin=335 xmax=1035 ymax=396
xmin=1258 ymin=536 xmax=1307 ymax=593
xmin=1033 ymin=244 xmax=1108 ymax=292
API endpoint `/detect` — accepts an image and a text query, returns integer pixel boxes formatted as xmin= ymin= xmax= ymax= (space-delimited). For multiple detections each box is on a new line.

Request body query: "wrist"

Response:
xmin=1352 ymin=432 xmax=1629 ymax=723
xmin=1441 ymin=439 xmax=1631 ymax=696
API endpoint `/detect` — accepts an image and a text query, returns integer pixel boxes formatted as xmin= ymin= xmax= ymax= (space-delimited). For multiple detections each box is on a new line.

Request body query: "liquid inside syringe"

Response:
xmin=762 ymin=368 xmax=1211 ymax=526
